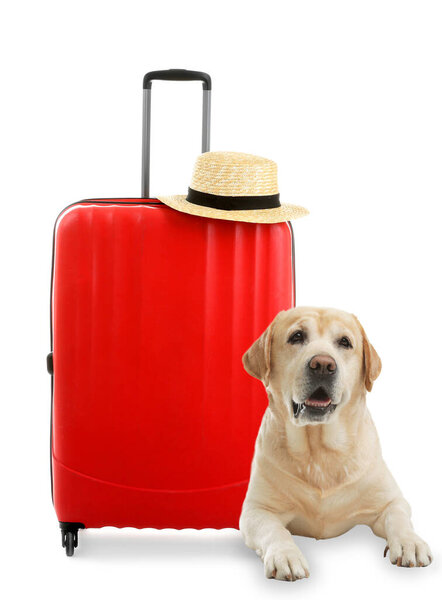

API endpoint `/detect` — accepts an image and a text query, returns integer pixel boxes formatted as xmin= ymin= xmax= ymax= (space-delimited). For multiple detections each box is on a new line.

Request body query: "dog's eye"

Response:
xmin=287 ymin=330 xmax=305 ymax=345
xmin=338 ymin=336 xmax=352 ymax=348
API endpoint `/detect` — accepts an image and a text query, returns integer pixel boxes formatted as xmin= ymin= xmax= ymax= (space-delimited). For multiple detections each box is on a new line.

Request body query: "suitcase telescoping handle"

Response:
xmin=141 ymin=69 xmax=212 ymax=198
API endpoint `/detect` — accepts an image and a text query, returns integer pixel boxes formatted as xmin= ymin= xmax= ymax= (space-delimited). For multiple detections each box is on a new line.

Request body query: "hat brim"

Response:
xmin=157 ymin=195 xmax=309 ymax=224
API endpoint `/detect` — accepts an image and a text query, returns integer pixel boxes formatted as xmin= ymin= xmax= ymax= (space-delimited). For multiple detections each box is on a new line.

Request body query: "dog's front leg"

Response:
xmin=371 ymin=497 xmax=432 ymax=567
xmin=239 ymin=504 xmax=309 ymax=581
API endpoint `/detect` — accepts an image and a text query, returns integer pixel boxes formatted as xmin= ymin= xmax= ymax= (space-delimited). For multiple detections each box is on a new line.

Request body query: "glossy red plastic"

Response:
xmin=51 ymin=199 xmax=295 ymax=529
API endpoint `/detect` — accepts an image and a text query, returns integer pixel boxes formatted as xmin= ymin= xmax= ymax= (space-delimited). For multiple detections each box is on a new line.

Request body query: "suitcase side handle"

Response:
xmin=141 ymin=69 xmax=211 ymax=198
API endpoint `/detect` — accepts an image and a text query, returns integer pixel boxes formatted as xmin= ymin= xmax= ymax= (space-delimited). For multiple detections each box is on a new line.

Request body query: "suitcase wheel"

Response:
xmin=59 ymin=522 xmax=83 ymax=557
xmin=62 ymin=531 xmax=76 ymax=556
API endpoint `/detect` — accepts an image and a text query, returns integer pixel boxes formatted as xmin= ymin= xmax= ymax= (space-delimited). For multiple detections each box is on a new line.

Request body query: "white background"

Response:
xmin=1 ymin=0 xmax=441 ymax=598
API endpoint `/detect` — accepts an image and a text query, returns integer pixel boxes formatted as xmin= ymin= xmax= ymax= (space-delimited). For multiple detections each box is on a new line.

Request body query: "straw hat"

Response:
xmin=158 ymin=151 xmax=308 ymax=224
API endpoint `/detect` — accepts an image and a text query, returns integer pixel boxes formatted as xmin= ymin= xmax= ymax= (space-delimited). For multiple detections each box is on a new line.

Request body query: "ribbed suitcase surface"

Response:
xmin=51 ymin=199 xmax=295 ymax=529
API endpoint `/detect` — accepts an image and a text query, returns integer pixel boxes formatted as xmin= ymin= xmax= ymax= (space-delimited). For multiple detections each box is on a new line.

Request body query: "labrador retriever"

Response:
xmin=239 ymin=307 xmax=432 ymax=581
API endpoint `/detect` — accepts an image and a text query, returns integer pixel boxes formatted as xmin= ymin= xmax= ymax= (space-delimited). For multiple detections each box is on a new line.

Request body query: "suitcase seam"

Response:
xmin=53 ymin=456 xmax=249 ymax=494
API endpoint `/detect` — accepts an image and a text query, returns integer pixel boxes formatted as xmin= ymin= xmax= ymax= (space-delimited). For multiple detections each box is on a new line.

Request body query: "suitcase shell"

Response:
xmin=50 ymin=70 xmax=298 ymax=533
xmin=50 ymin=198 xmax=295 ymax=529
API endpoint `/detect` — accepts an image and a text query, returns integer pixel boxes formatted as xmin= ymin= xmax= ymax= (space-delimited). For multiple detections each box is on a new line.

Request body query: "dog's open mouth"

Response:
xmin=292 ymin=387 xmax=336 ymax=419
xmin=305 ymin=387 xmax=331 ymax=408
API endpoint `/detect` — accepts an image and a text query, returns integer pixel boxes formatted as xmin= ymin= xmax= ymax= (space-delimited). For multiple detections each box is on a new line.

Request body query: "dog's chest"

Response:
xmin=285 ymin=474 xmax=369 ymax=538
xmin=282 ymin=430 xmax=375 ymax=536
xmin=286 ymin=425 xmax=359 ymax=488
xmin=294 ymin=453 xmax=356 ymax=488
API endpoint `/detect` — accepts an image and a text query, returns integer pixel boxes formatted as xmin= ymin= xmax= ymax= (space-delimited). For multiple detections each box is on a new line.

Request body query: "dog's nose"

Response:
xmin=308 ymin=354 xmax=337 ymax=375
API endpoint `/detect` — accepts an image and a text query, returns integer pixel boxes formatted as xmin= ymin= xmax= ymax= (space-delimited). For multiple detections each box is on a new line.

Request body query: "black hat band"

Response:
xmin=186 ymin=188 xmax=281 ymax=211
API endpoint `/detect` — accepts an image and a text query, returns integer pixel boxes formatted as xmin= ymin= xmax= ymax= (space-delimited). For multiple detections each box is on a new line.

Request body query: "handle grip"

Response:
xmin=143 ymin=69 xmax=211 ymax=90
xmin=141 ymin=69 xmax=211 ymax=198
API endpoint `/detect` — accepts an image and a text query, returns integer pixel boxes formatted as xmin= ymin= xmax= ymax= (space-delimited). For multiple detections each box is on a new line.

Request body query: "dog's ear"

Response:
xmin=242 ymin=319 xmax=277 ymax=387
xmin=353 ymin=315 xmax=382 ymax=392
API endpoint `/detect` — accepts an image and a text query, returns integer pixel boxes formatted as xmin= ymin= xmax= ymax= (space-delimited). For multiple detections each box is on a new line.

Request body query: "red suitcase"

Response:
xmin=48 ymin=70 xmax=296 ymax=555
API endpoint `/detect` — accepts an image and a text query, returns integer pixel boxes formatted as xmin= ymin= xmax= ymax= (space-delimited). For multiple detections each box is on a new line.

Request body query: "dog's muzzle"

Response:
xmin=292 ymin=355 xmax=339 ymax=420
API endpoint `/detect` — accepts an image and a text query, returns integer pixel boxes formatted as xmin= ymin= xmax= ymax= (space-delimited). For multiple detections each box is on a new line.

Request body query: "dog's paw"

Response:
xmin=264 ymin=544 xmax=310 ymax=581
xmin=384 ymin=534 xmax=432 ymax=567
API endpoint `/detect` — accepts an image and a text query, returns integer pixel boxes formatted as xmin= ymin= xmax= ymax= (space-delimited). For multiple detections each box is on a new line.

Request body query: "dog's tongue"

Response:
xmin=305 ymin=387 xmax=331 ymax=408
xmin=305 ymin=397 xmax=331 ymax=408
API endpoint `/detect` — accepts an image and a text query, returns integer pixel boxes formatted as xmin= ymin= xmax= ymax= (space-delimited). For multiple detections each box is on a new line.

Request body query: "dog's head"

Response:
xmin=242 ymin=307 xmax=381 ymax=426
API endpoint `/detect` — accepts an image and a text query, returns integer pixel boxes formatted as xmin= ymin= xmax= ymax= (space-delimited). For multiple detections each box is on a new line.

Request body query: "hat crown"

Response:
xmin=190 ymin=151 xmax=279 ymax=197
